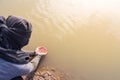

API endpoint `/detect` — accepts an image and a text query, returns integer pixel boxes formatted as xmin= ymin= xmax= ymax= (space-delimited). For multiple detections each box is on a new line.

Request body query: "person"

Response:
xmin=0 ymin=15 xmax=48 ymax=80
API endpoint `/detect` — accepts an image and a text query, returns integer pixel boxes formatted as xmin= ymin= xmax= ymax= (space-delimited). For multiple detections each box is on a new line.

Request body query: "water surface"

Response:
xmin=1 ymin=0 xmax=120 ymax=80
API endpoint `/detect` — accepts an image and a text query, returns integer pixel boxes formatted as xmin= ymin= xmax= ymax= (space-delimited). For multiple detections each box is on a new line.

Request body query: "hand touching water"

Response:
xmin=35 ymin=46 xmax=48 ymax=56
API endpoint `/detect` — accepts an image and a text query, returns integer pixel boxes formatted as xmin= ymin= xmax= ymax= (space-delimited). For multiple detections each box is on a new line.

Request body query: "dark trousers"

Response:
xmin=11 ymin=55 xmax=41 ymax=80
xmin=11 ymin=76 xmax=23 ymax=80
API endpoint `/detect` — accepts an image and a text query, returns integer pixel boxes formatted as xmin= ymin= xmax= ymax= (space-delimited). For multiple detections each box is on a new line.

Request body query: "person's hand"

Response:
xmin=35 ymin=46 xmax=48 ymax=56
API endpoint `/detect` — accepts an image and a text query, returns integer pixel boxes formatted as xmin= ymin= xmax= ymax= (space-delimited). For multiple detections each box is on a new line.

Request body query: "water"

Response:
xmin=1 ymin=0 xmax=120 ymax=80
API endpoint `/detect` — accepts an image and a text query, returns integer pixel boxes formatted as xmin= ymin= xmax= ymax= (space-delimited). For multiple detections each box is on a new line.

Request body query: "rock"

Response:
xmin=32 ymin=67 xmax=61 ymax=80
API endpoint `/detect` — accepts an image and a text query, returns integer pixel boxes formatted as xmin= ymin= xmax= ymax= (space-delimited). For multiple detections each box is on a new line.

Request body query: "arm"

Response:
xmin=0 ymin=46 xmax=48 ymax=64
xmin=0 ymin=47 xmax=36 ymax=64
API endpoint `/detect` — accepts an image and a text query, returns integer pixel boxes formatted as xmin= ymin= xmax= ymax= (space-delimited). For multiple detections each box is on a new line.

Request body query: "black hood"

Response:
xmin=0 ymin=15 xmax=32 ymax=50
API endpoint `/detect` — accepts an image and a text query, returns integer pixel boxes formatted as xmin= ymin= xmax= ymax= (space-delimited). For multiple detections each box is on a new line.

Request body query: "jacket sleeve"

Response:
xmin=0 ymin=47 xmax=36 ymax=64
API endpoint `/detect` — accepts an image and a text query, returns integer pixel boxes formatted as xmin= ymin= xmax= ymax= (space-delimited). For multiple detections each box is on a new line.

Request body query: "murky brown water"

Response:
xmin=1 ymin=0 xmax=120 ymax=80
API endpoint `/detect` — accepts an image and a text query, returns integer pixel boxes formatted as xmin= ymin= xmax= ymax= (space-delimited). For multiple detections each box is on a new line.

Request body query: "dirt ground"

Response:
xmin=26 ymin=66 xmax=65 ymax=80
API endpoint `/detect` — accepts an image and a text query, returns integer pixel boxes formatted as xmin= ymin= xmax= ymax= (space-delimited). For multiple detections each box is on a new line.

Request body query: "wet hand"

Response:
xmin=35 ymin=46 xmax=48 ymax=56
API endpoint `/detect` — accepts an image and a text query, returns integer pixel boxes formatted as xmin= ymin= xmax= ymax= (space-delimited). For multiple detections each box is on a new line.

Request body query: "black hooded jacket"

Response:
xmin=0 ymin=16 xmax=35 ymax=64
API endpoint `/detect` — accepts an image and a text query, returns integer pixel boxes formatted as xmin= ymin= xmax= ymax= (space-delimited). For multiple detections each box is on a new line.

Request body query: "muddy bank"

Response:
xmin=26 ymin=66 xmax=66 ymax=80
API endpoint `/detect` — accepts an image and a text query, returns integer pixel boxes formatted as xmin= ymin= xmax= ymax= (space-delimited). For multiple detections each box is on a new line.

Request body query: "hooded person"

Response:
xmin=0 ymin=15 xmax=32 ymax=49
xmin=0 ymin=15 xmax=48 ymax=80
xmin=0 ymin=15 xmax=34 ymax=64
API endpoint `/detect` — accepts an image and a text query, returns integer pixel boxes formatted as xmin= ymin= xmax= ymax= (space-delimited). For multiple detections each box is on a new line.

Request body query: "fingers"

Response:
xmin=35 ymin=46 xmax=48 ymax=56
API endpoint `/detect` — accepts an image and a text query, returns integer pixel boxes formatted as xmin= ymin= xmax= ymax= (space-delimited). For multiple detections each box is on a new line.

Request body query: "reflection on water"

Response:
xmin=1 ymin=0 xmax=120 ymax=80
